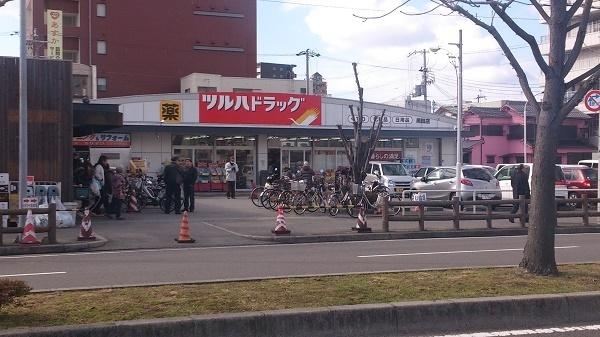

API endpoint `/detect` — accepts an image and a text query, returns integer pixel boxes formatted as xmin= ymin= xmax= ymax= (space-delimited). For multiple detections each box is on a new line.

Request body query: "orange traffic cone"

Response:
xmin=271 ymin=206 xmax=291 ymax=235
xmin=20 ymin=210 xmax=41 ymax=245
xmin=352 ymin=204 xmax=372 ymax=233
xmin=175 ymin=211 xmax=195 ymax=243
xmin=78 ymin=209 xmax=97 ymax=241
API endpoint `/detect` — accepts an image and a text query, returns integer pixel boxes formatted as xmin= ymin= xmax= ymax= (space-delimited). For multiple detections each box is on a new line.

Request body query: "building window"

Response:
xmin=63 ymin=50 xmax=80 ymax=63
xmin=62 ymin=13 xmax=79 ymax=27
xmin=233 ymin=88 xmax=253 ymax=92
xmin=184 ymin=88 xmax=191 ymax=93
xmin=97 ymin=3 xmax=106 ymax=17
xmin=73 ymin=75 xmax=88 ymax=98
xmin=97 ymin=40 xmax=107 ymax=54
xmin=482 ymin=125 xmax=504 ymax=136
xmin=197 ymin=86 xmax=217 ymax=92
xmin=486 ymin=155 xmax=495 ymax=164
xmin=97 ymin=77 xmax=107 ymax=91
xmin=300 ymin=88 xmax=307 ymax=94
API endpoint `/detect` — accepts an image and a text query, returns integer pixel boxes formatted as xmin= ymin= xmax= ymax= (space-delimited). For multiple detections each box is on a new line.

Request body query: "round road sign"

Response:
xmin=584 ymin=90 xmax=600 ymax=112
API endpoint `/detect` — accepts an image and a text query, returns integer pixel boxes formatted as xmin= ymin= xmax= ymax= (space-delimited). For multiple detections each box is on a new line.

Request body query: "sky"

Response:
xmin=0 ymin=0 xmax=547 ymax=108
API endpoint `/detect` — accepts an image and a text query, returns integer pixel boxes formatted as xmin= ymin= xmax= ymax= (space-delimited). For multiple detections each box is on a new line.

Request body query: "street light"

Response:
xmin=296 ymin=49 xmax=320 ymax=95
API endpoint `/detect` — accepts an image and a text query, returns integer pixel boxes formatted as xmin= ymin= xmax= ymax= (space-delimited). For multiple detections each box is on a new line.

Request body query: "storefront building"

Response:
xmin=96 ymin=93 xmax=458 ymax=189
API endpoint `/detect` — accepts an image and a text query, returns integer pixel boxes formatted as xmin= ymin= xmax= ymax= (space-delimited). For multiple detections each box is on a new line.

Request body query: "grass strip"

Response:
xmin=2 ymin=264 xmax=600 ymax=329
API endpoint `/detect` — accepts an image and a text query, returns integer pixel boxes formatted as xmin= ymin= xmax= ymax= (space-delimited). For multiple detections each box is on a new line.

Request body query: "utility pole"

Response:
xmin=296 ymin=49 xmax=320 ymax=95
xmin=475 ymin=90 xmax=486 ymax=103
xmin=449 ymin=30 xmax=463 ymax=198
xmin=408 ymin=49 xmax=430 ymax=112
xmin=19 ymin=0 xmax=28 ymax=221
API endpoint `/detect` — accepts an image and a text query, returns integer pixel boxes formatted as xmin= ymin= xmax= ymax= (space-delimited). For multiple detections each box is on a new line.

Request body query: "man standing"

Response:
xmin=183 ymin=158 xmax=198 ymax=212
xmin=225 ymin=156 xmax=239 ymax=199
xmin=509 ymin=164 xmax=530 ymax=223
xmin=300 ymin=161 xmax=315 ymax=187
xmin=163 ymin=156 xmax=184 ymax=214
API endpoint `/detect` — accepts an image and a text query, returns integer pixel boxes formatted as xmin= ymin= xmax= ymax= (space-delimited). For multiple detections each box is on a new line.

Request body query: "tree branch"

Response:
xmin=563 ymin=0 xmax=593 ymax=77
xmin=530 ymin=0 xmax=550 ymax=23
xmin=438 ymin=0 xmax=541 ymax=113
xmin=488 ymin=2 xmax=550 ymax=76
xmin=559 ymin=68 xmax=600 ymax=120
xmin=566 ymin=0 xmax=586 ymax=20
xmin=0 ymin=0 xmax=13 ymax=7
xmin=566 ymin=63 xmax=600 ymax=88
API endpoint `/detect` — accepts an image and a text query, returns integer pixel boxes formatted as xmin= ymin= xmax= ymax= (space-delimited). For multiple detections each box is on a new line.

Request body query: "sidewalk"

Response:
xmin=2 ymin=196 xmax=599 ymax=253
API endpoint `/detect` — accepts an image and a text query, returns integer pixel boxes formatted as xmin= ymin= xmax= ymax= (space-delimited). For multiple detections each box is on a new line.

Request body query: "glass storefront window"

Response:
xmin=216 ymin=149 xmax=234 ymax=164
xmin=314 ymin=150 xmax=336 ymax=171
xmin=194 ymin=149 xmax=212 ymax=165
xmin=173 ymin=149 xmax=193 ymax=160
xmin=236 ymin=150 xmax=255 ymax=189
xmin=172 ymin=135 xmax=213 ymax=146
xmin=215 ymin=136 xmax=255 ymax=147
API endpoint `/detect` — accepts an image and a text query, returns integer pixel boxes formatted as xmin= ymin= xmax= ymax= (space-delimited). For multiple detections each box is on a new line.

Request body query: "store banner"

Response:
xmin=371 ymin=151 xmax=402 ymax=161
xmin=73 ymin=133 xmax=131 ymax=148
xmin=160 ymin=100 xmax=182 ymax=123
xmin=199 ymin=93 xmax=321 ymax=126
xmin=46 ymin=10 xmax=63 ymax=60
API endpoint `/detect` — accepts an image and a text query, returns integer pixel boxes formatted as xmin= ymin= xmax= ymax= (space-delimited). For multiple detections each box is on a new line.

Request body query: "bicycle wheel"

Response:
xmin=259 ymin=189 xmax=272 ymax=208
xmin=250 ymin=187 xmax=264 ymax=207
xmin=267 ymin=189 xmax=282 ymax=210
xmin=307 ymin=192 xmax=320 ymax=212
xmin=159 ymin=196 xmax=176 ymax=213
xmin=292 ymin=193 xmax=308 ymax=215
xmin=347 ymin=195 xmax=360 ymax=218
xmin=328 ymin=194 xmax=340 ymax=216
xmin=388 ymin=194 xmax=402 ymax=215
xmin=278 ymin=190 xmax=293 ymax=213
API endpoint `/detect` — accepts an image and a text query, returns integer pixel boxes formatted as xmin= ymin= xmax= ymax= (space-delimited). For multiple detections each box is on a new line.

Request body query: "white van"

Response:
xmin=578 ymin=160 xmax=598 ymax=169
xmin=494 ymin=163 xmax=568 ymax=200
xmin=367 ymin=161 xmax=414 ymax=193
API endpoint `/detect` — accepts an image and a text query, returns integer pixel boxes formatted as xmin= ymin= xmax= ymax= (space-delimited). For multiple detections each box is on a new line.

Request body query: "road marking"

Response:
xmin=0 ymin=271 xmax=66 ymax=278
xmin=357 ymin=246 xmax=579 ymax=258
xmin=435 ymin=324 xmax=600 ymax=336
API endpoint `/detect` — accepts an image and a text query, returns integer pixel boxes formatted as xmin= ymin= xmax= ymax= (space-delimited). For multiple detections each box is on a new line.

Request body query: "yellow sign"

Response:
xmin=46 ymin=10 xmax=63 ymax=60
xmin=160 ymin=100 xmax=182 ymax=123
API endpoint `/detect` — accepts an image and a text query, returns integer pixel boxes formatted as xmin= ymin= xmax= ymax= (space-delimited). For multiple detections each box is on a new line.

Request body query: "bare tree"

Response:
xmin=358 ymin=0 xmax=600 ymax=275
xmin=337 ymin=62 xmax=386 ymax=185
xmin=0 ymin=0 xmax=14 ymax=8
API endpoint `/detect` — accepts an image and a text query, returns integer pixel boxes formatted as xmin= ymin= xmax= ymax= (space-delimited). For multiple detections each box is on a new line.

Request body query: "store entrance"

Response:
xmin=267 ymin=149 xmax=280 ymax=175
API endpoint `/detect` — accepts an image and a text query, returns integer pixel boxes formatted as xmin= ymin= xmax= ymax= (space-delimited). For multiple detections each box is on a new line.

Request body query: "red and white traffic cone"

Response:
xmin=128 ymin=191 xmax=139 ymax=212
xmin=20 ymin=210 xmax=41 ymax=245
xmin=175 ymin=211 xmax=195 ymax=243
xmin=78 ymin=209 xmax=97 ymax=241
xmin=352 ymin=204 xmax=372 ymax=233
xmin=271 ymin=206 xmax=291 ymax=235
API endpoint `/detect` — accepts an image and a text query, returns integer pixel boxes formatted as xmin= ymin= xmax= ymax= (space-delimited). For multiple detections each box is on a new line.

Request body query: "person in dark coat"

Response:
xmin=509 ymin=164 xmax=530 ymax=222
xmin=163 ymin=156 xmax=184 ymax=214
xmin=183 ymin=158 xmax=198 ymax=212
xmin=300 ymin=161 xmax=315 ymax=187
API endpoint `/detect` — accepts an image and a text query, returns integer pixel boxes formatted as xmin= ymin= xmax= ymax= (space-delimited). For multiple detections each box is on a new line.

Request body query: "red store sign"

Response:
xmin=73 ymin=133 xmax=131 ymax=148
xmin=199 ymin=92 xmax=321 ymax=126
xmin=371 ymin=151 xmax=402 ymax=161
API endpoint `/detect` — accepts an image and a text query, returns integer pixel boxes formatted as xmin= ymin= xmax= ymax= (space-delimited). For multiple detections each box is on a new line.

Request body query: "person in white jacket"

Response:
xmin=224 ymin=156 xmax=239 ymax=199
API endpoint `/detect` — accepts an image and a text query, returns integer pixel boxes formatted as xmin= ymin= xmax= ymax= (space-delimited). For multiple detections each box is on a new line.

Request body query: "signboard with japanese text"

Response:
xmin=160 ymin=100 xmax=182 ymax=123
xmin=73 ymin=133 xmax=131 ymax=148
xmin=370 ymin=151 xmax=402 ymax=161
xmin=46 ymin=10 xmax=63 ymax=60
xmin=199 ymin=93 xmax=321 ymax=126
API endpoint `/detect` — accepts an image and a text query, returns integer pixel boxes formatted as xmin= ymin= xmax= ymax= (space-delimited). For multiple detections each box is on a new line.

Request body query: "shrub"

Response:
xmin=0 ymin=279 xmax=31 ymax=308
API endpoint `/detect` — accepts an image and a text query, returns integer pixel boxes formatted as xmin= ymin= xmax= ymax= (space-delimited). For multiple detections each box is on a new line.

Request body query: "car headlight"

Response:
xmin=387 ymin=181 xmax=395 ymax=187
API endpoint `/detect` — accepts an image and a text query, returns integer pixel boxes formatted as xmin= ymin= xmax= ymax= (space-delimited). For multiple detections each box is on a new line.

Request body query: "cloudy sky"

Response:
xmin=0 ymin=0 xmax=547 ymax=107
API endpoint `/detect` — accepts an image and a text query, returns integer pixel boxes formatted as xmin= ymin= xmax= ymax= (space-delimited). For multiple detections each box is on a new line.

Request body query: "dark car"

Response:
xmin=559 ymin=165 xmax=598 ymax=204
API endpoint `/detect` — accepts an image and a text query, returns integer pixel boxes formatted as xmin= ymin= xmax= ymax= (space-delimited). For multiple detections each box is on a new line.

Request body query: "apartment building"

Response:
xmin=27 ymin=0 xmax=257 ymax=98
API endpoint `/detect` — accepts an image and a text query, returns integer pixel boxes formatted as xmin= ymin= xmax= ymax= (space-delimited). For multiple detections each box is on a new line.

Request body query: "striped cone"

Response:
xmin=128 ymin=192 xmax=139 ymax=212
xmin=20 ymin=210 xmax=41 ymax=245
xmin=352 ymin=204 xmax=372 ymax=233
xmin=78 ymin=209 xmax=97 ymax=241
xmin=175 ymin=211 xmax=195 ymax=243
xmin=271 ymin=206 xmax=291 ymax=235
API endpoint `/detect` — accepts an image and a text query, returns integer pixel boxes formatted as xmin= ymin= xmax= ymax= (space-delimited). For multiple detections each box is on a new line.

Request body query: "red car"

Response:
xmin=560 ymin=165 xmax=598 ymax=201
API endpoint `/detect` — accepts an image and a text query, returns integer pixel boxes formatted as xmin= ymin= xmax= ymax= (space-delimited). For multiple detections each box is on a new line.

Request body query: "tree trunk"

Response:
xmin=519 ymin=104 xmax=560 ymax=276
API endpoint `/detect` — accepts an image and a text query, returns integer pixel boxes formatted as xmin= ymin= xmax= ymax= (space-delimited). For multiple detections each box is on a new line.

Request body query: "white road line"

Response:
xmin=0 ymin=271 xmax=67 ymax=278
xmin=357 ymin=246 xmax=580 ymax=258
xmin=435 ymin=324 xmax=600 ymax=336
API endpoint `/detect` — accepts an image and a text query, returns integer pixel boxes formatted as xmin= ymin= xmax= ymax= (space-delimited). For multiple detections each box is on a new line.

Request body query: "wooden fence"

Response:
xmin=381 ymin=194 xmax=599 ymax=232
xmin=0 ymin=203 xmax=57 ymax=245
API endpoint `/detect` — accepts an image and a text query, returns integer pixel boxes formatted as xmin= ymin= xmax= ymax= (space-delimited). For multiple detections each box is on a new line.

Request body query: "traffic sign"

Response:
xmin=584 ymin=90 xmax=600 ymax=112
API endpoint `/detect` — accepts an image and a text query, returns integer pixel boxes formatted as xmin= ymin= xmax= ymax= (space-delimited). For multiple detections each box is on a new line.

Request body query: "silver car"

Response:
xmin=409 ymin=165 xmax=501 ymax=200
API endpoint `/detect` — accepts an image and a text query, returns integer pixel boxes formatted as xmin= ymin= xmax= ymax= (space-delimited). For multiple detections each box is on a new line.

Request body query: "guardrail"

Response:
xmin=0 ymin=203 xmax=57 ymax=246
xmin=381 ymin=194 xmax=599 ymax=232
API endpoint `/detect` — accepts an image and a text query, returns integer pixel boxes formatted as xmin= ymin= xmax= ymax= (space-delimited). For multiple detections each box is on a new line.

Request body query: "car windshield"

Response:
xmin=582 ymin=168 xmax=598 ymax=181
xmin=381 ymin=163 xmax=407 ymax=176
xmin=463 ymin=168 xmax=493 ymax=182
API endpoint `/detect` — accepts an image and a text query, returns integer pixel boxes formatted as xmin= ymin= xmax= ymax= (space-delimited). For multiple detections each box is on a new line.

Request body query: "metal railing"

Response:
xmin=0 ymin=203 xmax=57 ymax=246
xmin=381 ymin=194 xmax=599 ymax=232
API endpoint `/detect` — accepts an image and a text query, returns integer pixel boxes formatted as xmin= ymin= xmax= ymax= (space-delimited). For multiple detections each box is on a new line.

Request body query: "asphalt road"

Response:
xmin=427 ymin=324 xmax=600 ymax=336
xmin=1 ymin=233 xmax=599 ymax=291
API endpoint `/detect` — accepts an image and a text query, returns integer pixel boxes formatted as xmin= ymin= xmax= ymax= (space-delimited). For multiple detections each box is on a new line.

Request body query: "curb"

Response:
xmin=258 ymin=225 xmax=600 ymax=244
xmin=0 ymin=235 xmax=108 ymax=256
xmin=3 ymin=291 xmax=600 ymax=337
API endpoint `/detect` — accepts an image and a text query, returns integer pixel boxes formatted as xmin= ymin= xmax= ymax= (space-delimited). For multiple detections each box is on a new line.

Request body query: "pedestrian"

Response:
xmin=91 ymin=155 xmax=111 ymax=216
xmin=300 ymin=161 xmax=315 ymax=187
xmin=108 ymin=166 xmax=126 ymax=220
xmin=163 ymin=156 xmax=184 ymax=214
xmin=225 ymin=156 xmax=239 ymax=199
xmin=509 ymin=164 xmax=530 ymax=223
xmin=183 ymin=158 xmax=198 ymax=212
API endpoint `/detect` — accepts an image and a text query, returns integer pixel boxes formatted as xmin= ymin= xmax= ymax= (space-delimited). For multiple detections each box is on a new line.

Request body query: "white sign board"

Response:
xmin=46 ymin=10 xmax=63 ymax=60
